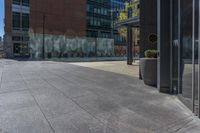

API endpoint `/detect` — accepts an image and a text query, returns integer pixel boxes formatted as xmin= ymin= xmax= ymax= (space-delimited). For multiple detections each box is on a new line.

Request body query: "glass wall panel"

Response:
xmin=171 ymin=0 xmax=179 ymax=93
xmin=179 ymin=0 xmax=193 ymax=106
xmin=171 ymin=0 xmax=200 ymax=113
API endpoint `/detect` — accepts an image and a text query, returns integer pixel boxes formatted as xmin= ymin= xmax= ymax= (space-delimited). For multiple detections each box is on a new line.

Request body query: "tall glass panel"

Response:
xmin=179 ymin=0 xmax=193 ymax=108
xmin=171 ymin=0 xmax=179 ymax=94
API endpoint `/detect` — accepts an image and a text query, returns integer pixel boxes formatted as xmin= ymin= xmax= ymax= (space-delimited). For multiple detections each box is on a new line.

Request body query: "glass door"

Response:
xmin=13 ymin=43 xmax=21 ymax=56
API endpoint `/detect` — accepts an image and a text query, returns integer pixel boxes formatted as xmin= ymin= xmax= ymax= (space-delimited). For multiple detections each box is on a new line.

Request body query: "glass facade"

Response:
xmin=86 ymin=0 xmax=125 ymax=44
xmin=171 ymin=0 xmax=200 ymax=115
xmin=12 ymin=0 xmax=30 ymax=57
xmin=13 ymin=0 xmax=29 ymax=6
xmin=86 ymin=0 xmax=112 ymax=38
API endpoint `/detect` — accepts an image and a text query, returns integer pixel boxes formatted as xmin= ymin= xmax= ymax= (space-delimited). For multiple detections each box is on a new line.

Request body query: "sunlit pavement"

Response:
xmin=0 ymin=59 xmax=200 ymax=133
xmin=70 ymin=61 xmax=139 ymax=78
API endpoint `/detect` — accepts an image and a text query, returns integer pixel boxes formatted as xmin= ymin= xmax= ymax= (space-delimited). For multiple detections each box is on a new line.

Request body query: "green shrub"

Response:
xmin=144 ymin=50 xmax=157 ymax=58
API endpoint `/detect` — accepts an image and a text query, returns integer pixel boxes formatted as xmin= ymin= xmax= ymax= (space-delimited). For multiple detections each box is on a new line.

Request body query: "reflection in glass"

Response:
xmin=180 ymin=0 xmax=193 ymax=103
xmin=172 ymin=0 xmax=179 ymax=93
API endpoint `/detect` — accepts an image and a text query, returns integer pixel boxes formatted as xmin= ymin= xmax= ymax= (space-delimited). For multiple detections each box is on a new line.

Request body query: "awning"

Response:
xmin=115 ymin=16 xmax=140 ymax=28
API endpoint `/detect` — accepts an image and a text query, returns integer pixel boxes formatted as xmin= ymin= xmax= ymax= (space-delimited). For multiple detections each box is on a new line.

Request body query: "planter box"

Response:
xmin=140 ymin=58 xmax=157 ymax=86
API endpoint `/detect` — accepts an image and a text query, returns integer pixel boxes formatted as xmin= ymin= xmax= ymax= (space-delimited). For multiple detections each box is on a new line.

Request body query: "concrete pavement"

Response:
xmin=0 ymin=59 xmax=200 ymax=133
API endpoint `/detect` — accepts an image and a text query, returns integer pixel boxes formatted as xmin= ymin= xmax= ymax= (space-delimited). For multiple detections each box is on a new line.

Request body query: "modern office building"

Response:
xmin=117 ymin=0 xmax=200 ymax=118
xmin=86 ymin=0 xmax=125 ymax=40
xmin=86 ymin=0 xmax=126 ymax=50
xmin=4 ymin=0 xmax=127 ymax=58
xmin=86 ymin=0 xmax=111 ymax=38
xmin=4 ymin=0 xmax=142 ymax=61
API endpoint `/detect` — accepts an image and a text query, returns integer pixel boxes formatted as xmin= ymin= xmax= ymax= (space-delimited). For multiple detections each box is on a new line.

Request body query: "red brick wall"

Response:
xmin=4 ymin=0 xmax=12 ymax=33
xmin=30 ymin=0 xmax=86 ymax=36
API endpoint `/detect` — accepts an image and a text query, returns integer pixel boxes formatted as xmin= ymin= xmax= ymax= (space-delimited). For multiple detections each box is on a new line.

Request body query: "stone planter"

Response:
xmin=140 ymin=58 xmax=157 ymax=86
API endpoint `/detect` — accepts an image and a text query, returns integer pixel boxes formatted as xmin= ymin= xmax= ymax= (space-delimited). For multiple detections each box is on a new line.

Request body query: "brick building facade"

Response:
xmin=4 ymin=0 xmax=86 ymax=57
xmin=29 ymin=0 xmax=86 ymax=36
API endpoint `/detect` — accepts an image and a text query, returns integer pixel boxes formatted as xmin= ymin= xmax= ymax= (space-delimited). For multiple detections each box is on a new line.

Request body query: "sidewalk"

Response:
xmin=0 ymin=59 xmax=200 ymax=133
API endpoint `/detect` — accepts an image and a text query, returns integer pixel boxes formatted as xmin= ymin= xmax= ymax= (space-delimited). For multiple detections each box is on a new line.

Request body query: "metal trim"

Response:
xmin=178 ymin=0 xmax=181 ymax=94
xmin=192 ymin=0 xmax=195 ymax=113
xmin=198 ymin=0 xmax=200 ymax=118
xmin=170 ymin=0 xmax=173 ymax=93
xmin=157 ymin=0 xmax=161 ymax=89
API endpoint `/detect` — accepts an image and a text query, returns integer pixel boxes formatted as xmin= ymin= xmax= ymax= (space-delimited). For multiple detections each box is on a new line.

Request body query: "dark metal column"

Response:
xmin=127 ymin=26 xmax=133 ymax=65
xmin=157 ymin=0 xmax=171 ymax=93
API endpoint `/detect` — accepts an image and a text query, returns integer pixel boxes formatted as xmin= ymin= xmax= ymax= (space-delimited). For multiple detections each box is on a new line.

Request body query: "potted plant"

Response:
xmin=140 ymin=50 xmax=157 ymax=86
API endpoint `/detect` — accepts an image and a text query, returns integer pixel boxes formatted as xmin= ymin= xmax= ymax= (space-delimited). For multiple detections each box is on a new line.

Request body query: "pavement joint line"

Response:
xmin=0 ymin=62 xmax=4 ymax=91
xmin=158 ymin=115 xmax=194 ymax=132
xmin=0 ymin=89 xmax=28 ymax=95
xmin=173 ymin=117 xmax=194 ymax=133
xmin=38 ymin=67 xmax=118 ymax=132
xmin=19 ymin=67 xmax=56 ymax=133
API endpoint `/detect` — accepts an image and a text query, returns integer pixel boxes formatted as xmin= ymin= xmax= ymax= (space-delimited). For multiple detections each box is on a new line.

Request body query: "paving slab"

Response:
xmin=0 ymin=106 xmax=53 ymax=133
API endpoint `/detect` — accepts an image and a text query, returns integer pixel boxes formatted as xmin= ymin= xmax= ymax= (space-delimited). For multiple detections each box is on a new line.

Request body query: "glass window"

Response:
xmin=12 ymin=36 xmax=21 ymax=41
xmin=12 ymin=0 xmax=20 ymax=5
xmin=22 ymin=13 xmax=29 ymax=31
xmin=12 ymin=12 xmax=20 ymax=30
xmin=22 ymin=0 xmax=29 ymax=6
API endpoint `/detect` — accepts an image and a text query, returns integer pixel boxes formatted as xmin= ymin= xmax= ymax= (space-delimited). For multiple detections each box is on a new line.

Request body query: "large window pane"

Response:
xmin=22 ymin=0 xmax=29 ymax=6
xmin=22 ymin=13 xmax=29 ymax=31
xmin=12 ymin=0 xmax=20 ymax=5
xmin=180 ymin=0 xmax=193 ymax=105
xmin=12 ymin=12 xmax=20 ymax=30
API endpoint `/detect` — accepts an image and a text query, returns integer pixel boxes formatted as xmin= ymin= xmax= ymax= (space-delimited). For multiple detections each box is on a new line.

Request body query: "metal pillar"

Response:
xmin=42 ymin=15 xmax=45 ymax=59
xmin=127 ymin=26 xmax=133 ymax=65
xmin=157 ymin=0 xmax=171 ymax=93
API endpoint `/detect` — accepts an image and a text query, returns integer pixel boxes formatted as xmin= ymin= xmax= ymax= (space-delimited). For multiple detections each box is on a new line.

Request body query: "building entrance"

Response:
xmin=13 ymin=43 xmax=29 ymax=57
